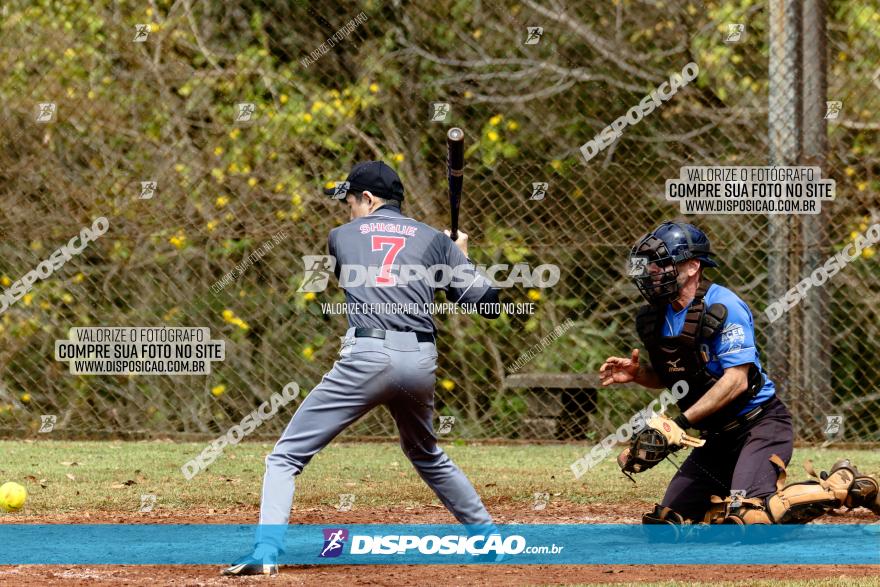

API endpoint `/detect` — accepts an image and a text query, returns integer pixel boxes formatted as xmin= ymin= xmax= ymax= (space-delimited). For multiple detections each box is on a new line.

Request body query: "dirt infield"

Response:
xmin=2 ymin=503 xmax=879 ymax=586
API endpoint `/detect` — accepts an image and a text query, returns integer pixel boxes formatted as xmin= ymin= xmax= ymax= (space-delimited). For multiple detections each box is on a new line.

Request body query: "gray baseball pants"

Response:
xmin=256 ymin=328 xmax=493 ymax=550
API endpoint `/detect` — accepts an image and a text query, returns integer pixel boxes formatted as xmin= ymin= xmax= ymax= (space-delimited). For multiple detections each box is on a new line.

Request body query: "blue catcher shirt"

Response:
xmin=662 ymin=283 xmax=776 ymax=414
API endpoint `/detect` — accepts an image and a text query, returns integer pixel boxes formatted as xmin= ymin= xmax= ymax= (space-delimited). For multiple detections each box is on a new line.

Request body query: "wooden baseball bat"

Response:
xmin=446 ymin=127 xmax=464 ymax=241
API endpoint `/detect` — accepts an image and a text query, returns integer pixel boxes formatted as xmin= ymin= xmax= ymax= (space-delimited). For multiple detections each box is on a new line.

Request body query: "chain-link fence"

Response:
xmin=0 ymin=1 xmax=877 ymax=444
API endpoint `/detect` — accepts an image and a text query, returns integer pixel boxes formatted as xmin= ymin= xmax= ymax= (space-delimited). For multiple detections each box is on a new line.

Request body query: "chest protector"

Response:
xmin=635 ymin=279 xmax=764 ymax=430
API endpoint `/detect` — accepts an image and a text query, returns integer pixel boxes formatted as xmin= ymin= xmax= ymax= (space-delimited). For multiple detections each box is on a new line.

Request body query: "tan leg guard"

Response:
xmin=765 ymin=456 xmax=880 ymax=523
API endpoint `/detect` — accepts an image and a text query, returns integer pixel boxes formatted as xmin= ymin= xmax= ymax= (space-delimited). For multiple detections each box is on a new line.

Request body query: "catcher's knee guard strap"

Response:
xmin=703 ymin=495 xmax=772 ymax=525
xmin=643 ymin=503 xmax=684 ymax=525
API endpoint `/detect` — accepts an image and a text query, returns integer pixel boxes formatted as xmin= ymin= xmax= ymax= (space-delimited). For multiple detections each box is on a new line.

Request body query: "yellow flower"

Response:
xmin=214 ymin=146 xmax=224 ymax=156
xmin=174 ymin=163 xmax=185 ymax=173
xmin=61 ymin=293 xmax=74 ymax=303
xmin=169 ymin=233 xmax=187 ymax=249
xmin=850 ymin=231 xmax=859 ymax=240
xmin=856 ymin=181 xmax=868 ymax=191
xmin=487 ymin=131 xmax=499 ymax=142
xmin=302 ymin=346 xmax=315 ymax=360
xmin=222 ymin=309 xmax=235 ymax=321
xmin=274 ymin=182 xmax=284 ymax=193
xmin=279 ymin=94 xmax=289 ymax=104
xmin=23 ymin=294 xmax=33 ymax=306
xmin=247 ymin=177 xmax=258 ymax=188
xmin=211 ymin=168 xmax=225 ymax=183
xmin=527 ymin=289 xmax=542 ymax=301
xmin=440 ymin=379 xmax=455 ymax=391
xmin=73 ymin=273 xmax=85 ymax=283
xmin=863 ymin=247 xmax=875 ymax=259
xmin=311 ymin=101 xmax=325 ymax=113
xmin=489 ymin=114 xmax=503 ymax=126
xmin=369 ymin=83 xmax=379 ymax=93
xmin=304 ymin=292 xmax=316 ymax=302
xmin=464 ymin=90 xmax=473 ymax=99
xmin=845 ymin=166 xmax=855 ymax=177
xmin=506 ymin=121 xmax=519 ymax=131
xmin=302 ymin=113 xmax=313 ymax=123
xmin=206 ymin=220 xmax=219 ymax=232
xmin=242 ymin=164 xmax=252 ymax=174
xmin=325 ymin=181 xmax=336 ymax=189
xmin=550 ymin=159 xmax=562 ymax=171
xmin=224 ymin=213 xmax=234 ymax=222
xmin=229 ymin=128 xmax=240 ymax=140
xmin=391 ymin=153 xmax=404 ymax=163
xmin=234 ymin=318 xmax=249 ymax=331
xmin=64 ymin=48 xmax=75 ymax=59
xmin=215 ymin=195 xmax=229 ymax=208
xmin=291 ymin=194 xmax=302 ymax=206
xmin=228 ymin=162 xmax=240 ymax=174
xmin=275 ymin=210 xmax=288 ymax=220
xmin=30 ymin=241 xmax=43 ymax=252
xmin=472 ymin=29 xmax=482 ymax=39
xmin=0 ymin=276 xmax=10 ymax=287
xmin=211 ymin=384 xmax=226 ymax=397
xmin=20 ymin=393 xmax=31 ymax=403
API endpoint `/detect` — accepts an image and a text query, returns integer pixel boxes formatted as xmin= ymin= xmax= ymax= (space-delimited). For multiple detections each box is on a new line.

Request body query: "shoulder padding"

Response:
xmin=701 ymin=303 xmax=728 ymax=340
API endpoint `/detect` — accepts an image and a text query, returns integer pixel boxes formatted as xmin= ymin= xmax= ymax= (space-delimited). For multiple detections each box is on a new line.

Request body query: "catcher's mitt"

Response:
xmin=617 ymin=426 xmax=677 ymax=475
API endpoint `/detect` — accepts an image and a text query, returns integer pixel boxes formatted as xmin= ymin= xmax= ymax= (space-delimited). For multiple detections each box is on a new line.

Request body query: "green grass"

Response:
xmin=1 ymin=441 xmax=879 ymax=514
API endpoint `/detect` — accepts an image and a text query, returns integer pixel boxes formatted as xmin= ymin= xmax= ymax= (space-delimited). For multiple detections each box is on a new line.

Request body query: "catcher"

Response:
xmin=599 ymin=221 xmax=880 ymax=526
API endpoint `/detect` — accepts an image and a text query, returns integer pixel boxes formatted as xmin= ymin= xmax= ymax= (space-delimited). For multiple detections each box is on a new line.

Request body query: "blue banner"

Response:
xmin=0 ymin=524 xmax=876 ymax=565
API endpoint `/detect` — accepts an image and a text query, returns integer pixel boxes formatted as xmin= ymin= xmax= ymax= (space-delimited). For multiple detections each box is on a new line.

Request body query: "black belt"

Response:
xmin=354 ymin=327 xmax=434 ymax=344
xmin=715 ymin=399 xmax=772 ymax=434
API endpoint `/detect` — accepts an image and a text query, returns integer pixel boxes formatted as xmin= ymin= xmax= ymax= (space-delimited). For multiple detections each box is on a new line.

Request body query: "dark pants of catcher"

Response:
xmin=660 ymin=396 xmax=794 ymax=522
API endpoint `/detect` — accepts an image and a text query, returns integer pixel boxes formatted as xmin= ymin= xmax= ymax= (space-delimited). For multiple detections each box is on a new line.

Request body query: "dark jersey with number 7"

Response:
xmin=327 ymin=206 xmax=495 ymax=333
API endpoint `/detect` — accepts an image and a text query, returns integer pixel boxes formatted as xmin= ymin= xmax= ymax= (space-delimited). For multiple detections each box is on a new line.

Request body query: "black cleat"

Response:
xmin=221 ymin=549 xmax=279 ymax=576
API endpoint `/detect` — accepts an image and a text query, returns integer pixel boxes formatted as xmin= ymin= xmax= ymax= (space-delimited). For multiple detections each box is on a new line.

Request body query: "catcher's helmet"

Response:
xmin=629 ymin=222 xmax=718 ymax=304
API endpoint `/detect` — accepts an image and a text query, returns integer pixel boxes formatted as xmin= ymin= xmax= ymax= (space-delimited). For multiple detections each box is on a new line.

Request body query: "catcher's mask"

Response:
xmin=629 ymin=222 xmax=718 ymax=304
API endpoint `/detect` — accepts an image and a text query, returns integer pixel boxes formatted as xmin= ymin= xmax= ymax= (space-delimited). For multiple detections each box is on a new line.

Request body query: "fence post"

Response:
xmin=767 ymin=0 xmax=802 ymax=426
xmin=798 ymin=0 xmax=833 ymax=439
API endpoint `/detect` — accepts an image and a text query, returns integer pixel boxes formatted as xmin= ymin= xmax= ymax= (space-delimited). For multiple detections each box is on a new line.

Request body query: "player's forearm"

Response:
xmin=682 ymin=369 xmax=748 ymax=424
xmin=634 ymin=362 xmax=664 ymax=389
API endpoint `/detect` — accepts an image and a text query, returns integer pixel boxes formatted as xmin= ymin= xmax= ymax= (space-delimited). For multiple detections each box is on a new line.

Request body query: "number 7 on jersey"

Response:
xmin=371 ymin=235 xmax=406 ymax=286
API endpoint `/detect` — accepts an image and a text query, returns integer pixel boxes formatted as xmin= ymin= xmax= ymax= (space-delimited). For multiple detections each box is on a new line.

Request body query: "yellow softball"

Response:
xmin=0 ymin=482 xmax=27 ymax=512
